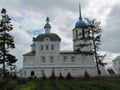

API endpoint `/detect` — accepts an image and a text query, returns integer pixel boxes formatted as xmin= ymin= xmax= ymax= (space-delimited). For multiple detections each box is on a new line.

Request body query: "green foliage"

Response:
xmin=75 ymin=49 xmax=94 ymax=55
xmin=98 ymin=54 xmax=107 ymax=67
xmin=21 ymin=82 xmax=37 ymax=90
xmin=0 ymin=78 xmax=18 ymax=90
xmin=85 ymin=18 xmax=104 ymax=76
xmin=77 ymin=43 xmax=92 ymax=48
xmin=1 ymin=77 xmax=120 ymax=90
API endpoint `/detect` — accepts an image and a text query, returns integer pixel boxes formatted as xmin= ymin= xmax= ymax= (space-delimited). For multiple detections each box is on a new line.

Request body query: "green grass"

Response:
xmin=1 ymin=77 xmax=120 ymax=90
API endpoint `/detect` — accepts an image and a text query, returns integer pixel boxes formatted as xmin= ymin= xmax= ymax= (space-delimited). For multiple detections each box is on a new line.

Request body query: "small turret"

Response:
xmin=44 ymin=17 xmax=51 ymax=33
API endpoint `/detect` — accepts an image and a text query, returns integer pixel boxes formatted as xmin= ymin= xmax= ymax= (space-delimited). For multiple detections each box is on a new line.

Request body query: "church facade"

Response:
xmin=22 ymin=6 xmax=107 ymax=78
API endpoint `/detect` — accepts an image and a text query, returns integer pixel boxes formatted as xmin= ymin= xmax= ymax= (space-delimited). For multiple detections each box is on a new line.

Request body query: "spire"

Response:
xmin=79 ymin=4 xmax=82 ymax=20
xmin=44 ymin=17 xmax=51 ymax=33
xmin=46 ymin=16 xmax=50 ymax=23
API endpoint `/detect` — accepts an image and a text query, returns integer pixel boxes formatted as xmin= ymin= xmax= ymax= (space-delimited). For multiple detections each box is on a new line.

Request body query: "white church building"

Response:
xmin=22 ymin=6 xmax=107 ymax=78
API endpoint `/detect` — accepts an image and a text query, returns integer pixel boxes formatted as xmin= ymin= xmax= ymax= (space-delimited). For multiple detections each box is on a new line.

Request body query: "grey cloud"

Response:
xmin=19 ymin=0 xmax=88 ymax=12
xmin=101 ymin=3 xmax=120 ymax=53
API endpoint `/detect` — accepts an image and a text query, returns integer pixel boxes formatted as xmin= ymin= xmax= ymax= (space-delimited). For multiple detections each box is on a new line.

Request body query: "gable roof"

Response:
xmin=23 ymin=51 xmax=35 ymax=56
xmin=113 ymin=55 xmax=120 ymax=61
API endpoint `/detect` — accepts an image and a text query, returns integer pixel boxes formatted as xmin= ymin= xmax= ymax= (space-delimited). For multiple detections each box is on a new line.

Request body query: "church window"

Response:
xmin=41 ymin=70 xmax=45 ymax=76
xmin=42 ymin=56 xmax=45 ymax=63
xmin=46 ymin=45 xmax=48 ymax=50
xmin=63 ymin=56 xmax=67 ymax=62
xmin=24 ymin=57 xmax=27 ymax=63
xmin=64 ymin=69 xmax=68 ymax=71
xmin=71 ymin=56 xmax=75 ymax=62
xmin=82 ymin=28 xmax=85 ymax=38
xmin=72 ymin=69 xmax=75 ymax=71
xmin=24 ymin=71 xmax=26 ymax=76
xmin=76 ymin=30 xmax=78 ymax=38
xmin=41 ymin=45 xmax=43 ymax=50
xmin=24 ymin=59 xmax=26 ymax=63
xmin=88 ymin=29 xmax=90 ymax=36
xmin=51 ymin=45 xmax=54 ymax=50
xmin=50 ymin=56 xmax=54 ymax=63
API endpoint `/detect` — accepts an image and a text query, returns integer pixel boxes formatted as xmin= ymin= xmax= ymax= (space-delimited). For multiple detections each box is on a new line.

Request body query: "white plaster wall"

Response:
xmin=22 ymin=66 xmax=98 ymax=78
xmin=22 ymin=52 xmax=101 ymax=78
xmin=98 ymin=65 xmax=108 ymax=76
xmin=73 ymin=40 xmax=92 ymax=51
xmin=113 ymin=60 xmax=120 ymax=75
xmin=73 ymin=28 xmax=92 ymax=51
xmin=23 ymin=56 xmax=35 ymax=68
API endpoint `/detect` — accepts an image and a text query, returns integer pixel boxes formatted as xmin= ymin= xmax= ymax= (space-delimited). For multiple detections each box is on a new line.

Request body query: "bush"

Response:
xmin=84 ymin=70 xmax=89 ymax=78
xmin=49 ymin=69 xmax=56 ymax=79
xmin=42 ymin=73 xmax=46 ymax=79
xmin=58 ymin=72 xmax=64 ymax=79
xmin=5 ymin=80 xmax=17 ymax=90
xmin=28 ymin=76 xmax=33 ymax=80
xmin=0 ymin=79 xmax=17 ymax=90
xmin=66 ymin=72 xmax=73 ymax=79
xmin=0 ymin=78 xmax=8 ymax=88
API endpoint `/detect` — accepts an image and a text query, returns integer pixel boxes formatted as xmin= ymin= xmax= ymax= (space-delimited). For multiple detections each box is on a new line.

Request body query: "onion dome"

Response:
xmin=44 ymin=17 xmax=51 ymax=29
xmin=35 ymin=33 xmax=61 ymax=41
xmin=75 ymin=5 xmax=87 ymax=28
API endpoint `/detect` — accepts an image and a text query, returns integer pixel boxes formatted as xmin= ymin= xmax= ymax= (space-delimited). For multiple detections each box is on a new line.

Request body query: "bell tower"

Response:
xmin=73 ymin=5 xmax=92 ymax=53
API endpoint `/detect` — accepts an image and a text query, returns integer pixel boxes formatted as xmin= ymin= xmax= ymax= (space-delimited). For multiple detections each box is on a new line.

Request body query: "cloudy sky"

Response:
xmin=0 ymin=0 xmax=120 ymax=69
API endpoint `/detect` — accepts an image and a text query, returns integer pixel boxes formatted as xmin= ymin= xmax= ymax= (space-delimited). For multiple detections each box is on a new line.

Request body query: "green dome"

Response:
xmin=35 ymin=33 xmax=61 ymax=41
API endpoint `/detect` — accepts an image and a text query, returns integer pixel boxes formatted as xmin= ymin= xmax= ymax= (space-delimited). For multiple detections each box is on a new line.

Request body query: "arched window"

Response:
xmin=31 ymin=71 xmax=35 ymax=76
xmin=76 ymin=30 xmax=78 ymax=38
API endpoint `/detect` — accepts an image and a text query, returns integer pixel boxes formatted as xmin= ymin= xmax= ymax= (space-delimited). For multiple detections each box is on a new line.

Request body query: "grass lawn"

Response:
xmin=0 ymin=77 xmax=120 ymax=90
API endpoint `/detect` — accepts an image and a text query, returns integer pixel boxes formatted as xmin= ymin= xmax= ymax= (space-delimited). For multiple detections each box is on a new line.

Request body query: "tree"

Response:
xmin=86 ymin=18 xmax=103 ymax=76
xmin=0 ymin=8 xmax=17 ymax=77
xmin=97 ymin=54 xmax=107 ymax=66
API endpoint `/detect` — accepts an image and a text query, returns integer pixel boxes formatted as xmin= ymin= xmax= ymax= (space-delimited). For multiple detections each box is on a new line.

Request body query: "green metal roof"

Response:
xmin=23 ymin=51 xmax=35 ymax=56
xmin=35 ymin=33 xmax=61 ymax=41
xmin=113 ymin=56 xmax=120 ymax=61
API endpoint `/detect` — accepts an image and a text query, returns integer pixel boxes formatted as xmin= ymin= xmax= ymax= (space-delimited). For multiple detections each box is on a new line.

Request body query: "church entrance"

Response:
xmin=31 ymin=71 xmax=35 ymax=76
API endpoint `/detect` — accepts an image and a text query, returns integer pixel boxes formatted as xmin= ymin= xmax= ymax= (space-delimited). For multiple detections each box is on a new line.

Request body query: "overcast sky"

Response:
xmin=0 ymin=0 xmax=120 ymax=69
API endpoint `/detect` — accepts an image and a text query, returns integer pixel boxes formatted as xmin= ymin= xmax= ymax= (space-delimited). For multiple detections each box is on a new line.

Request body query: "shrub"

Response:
xmin=49 ymin=69 xmax=56 ymax=79
xmin=58 ymin=72 xmax=64 ymax=79
xmin=84 ymin=70 xmax=89 ymax=78
xmin=42 ymin=73 xmax=46 ymax=79
xmin=66 ymin=72 xmax=73 ymax=79
xmin=5 ymin=80 xmax=17 ymax=90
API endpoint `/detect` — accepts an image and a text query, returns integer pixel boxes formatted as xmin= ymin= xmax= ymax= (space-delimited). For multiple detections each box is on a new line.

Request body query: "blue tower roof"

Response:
xmin=75 ymin=5 xmax=87 ymax=28
xmin=75 ymin=20 xmax=87 ymax=28
xmin=44 ymin=17 xmax=51 ymax=28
